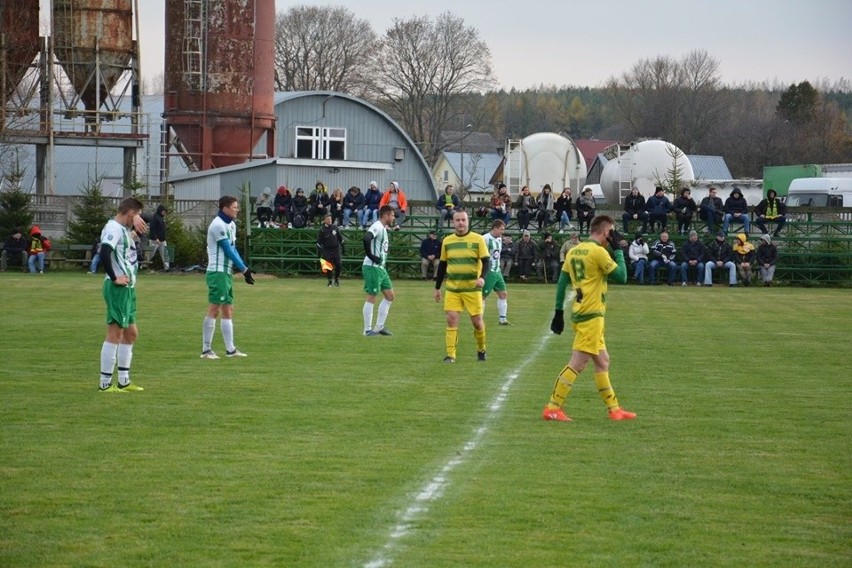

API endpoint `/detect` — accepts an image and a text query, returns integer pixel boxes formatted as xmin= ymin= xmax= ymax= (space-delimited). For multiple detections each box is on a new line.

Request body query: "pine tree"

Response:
xmin=66 ymin=178 xmax=112 ymax=245
xmin=0 ymin=157 xmax=34 ymax=237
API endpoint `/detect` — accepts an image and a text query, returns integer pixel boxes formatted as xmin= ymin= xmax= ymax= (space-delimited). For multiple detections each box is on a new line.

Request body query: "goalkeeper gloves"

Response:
xmin=550 ymin=309 xmax=565 ymax=335
xmin=243 ymin=269 xmax=255 ymax=285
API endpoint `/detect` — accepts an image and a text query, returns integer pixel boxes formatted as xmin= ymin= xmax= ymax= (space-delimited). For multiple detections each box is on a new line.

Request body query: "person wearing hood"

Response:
xmin=379 ymin=181 xmax=408 ymax=229
xmin=309 ymin=181 xmax=330 ymax=225
xmin=679 ymin=230 xmax=706 ymax=286
xmin=732 ymin=232 xmax=755 ymax=286
xmin=255 ymin=187 xmax=275 ymax=227
xmin=722 ymin=187 xmax=750 ymax=234
xmin=754 ymin=189 xmax=787 ymax=237
xmin=628 ymin=233 xmax=649 ymax=284
xmin=703 ymin=231 xmax=736 ymax=286
xmin=273 ymin=185 xmax=292 ymax=225
xmin=148 ymin=204 xmax=170 ymax=271
xmin=27 ymin=226 xmax=52 ymax=273
xmin=2 ymin=227 xmax=28 ymax=272
xmin=360 ymin=181 xmax=382 ymax=228
xmin=756 ymin=233 xmax=778 ymax=286
xmin=342 ymin=185 xmax=365 ymax=228
xmin=290 ymin=188 xmax=309 ymax=228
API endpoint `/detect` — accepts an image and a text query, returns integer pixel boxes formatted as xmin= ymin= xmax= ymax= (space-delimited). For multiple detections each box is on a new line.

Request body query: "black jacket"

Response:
xmin=672 ymin=196 xmax=697 ymax=216
xmin=706 ymin=239 xmax=734 ymax=263
xmin=681 ymin=239 xmax=706 ymax=262
xmin=623 ymin=194 xmax=646 ymax=216
xmin=756 ymin=242 xmax=778 ymax=265
xmin=317 ymin=223 xmax=343 ymax=255
xmin=650 ymin=239 xmax=676 ymax=262
xmin=420 ymin=237 xmax=441 ymax=259
xmin=754 ymin=197 xmax=787 ymax=217
xmin=724 ymin=191 xmax=749 ymax=215
xmin=149 ymin=205 xmax=167 ymax=241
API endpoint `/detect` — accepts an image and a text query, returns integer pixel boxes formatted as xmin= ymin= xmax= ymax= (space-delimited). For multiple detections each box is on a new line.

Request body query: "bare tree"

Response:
xmin=370 ymin=12 xmax=494 ymax=165
xmin=273 ymin=5 xmax=376 ymax=94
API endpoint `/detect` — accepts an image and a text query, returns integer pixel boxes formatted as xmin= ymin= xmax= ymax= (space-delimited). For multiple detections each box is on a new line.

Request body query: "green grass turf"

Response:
xmin=0 ymin=272 xmax=850 ymax=567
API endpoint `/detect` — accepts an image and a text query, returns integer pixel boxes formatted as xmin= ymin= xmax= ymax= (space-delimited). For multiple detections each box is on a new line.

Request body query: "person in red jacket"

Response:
xmin=27 ymin=226 xmax=51 ymax=273
xmin=379 ymin=181 xmax=408 ymax=229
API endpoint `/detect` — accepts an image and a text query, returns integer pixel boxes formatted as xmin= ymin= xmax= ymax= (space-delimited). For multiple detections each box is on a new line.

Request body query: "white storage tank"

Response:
xmin=504 ymin=132 xmax=587 ymax=195
xmin=600 ymin=140 xmax=695 ymax=203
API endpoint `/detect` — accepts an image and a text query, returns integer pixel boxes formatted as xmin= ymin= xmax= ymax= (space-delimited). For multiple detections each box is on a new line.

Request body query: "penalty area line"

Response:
xmin=363 ymin=332 xmax=554 ymax=568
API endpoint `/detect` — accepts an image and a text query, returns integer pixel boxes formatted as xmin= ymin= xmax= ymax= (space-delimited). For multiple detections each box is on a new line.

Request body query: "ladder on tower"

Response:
xmin=504 ymin=139 xmax=523 ymax=198
xmin=183 ymin=0 xmax=204 ymax=91
xmin=616 ymin=143 xmax=633 ymax=204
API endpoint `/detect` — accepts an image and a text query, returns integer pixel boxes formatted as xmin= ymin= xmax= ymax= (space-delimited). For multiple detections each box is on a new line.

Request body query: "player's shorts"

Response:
xmin=572 ymin=316 xmax=606 ymax=354
xmin=362 ymin=265 xmax=392 ymax=295
xmin=444 ymin=290 xmax=484 ymax=316
xmin=482 ymin=271 xmax=506 ymax=297
xmin=206 ymin=271 xmax=234 ymax=305
xmin=103 ymin=279 xmax=136 ymax=328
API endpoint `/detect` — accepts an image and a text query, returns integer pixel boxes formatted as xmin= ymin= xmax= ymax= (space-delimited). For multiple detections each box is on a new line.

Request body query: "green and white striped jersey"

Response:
xmin=482 ymin=231 xmax=503 ymax=273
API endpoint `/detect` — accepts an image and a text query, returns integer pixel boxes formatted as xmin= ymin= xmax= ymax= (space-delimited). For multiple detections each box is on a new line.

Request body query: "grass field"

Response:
xmin=1 ymin=272 xmax=850 ymax=567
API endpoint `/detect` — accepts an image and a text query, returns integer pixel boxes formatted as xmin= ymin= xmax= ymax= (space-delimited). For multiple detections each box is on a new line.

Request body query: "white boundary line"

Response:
xmin=363 ymin=333 xmax=553 ymax=568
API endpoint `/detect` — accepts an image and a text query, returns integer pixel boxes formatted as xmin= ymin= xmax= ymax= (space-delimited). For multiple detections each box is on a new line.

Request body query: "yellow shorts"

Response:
xmin=444 ymin=290 xmax=484 ymax=316
xmin=572 ymin=316 xmax=606 ymax=354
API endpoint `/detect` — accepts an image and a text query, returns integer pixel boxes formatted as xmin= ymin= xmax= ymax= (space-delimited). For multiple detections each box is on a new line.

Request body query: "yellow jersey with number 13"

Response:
xmin=562 ymin=240 xmax=617 ymax=320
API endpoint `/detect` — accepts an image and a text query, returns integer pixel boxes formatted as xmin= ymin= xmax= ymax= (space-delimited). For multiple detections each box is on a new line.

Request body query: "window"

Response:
xmin=443 ymin=170 xmax=449 ymax=182
xmin=295 ymin=126 xmax=347 ymax=160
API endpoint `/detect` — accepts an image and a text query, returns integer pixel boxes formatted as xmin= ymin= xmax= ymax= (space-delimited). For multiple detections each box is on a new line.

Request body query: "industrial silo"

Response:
xmin=0 ymin=1 xmax=40 ymax=101
xmin=52 ymin=0 xmax=136 ymax=115
xmin=163 ymin=0 xmax=276 ymax=169
xmin=600 ymin=140 xmax=696 ymax=203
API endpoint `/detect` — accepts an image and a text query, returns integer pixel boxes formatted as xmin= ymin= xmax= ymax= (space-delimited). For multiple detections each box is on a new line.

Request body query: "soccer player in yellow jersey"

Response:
xmin=434 ymin=210 xmax=490 ymax=362
xmin=542 ymin=215 xmax=637 ymax=422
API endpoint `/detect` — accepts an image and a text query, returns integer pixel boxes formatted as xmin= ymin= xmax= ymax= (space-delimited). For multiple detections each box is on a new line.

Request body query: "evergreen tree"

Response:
xmin=66 ymin=178 xmax=112 ymax=245
xmin=0 ymin=157 xmax=34 ymax=237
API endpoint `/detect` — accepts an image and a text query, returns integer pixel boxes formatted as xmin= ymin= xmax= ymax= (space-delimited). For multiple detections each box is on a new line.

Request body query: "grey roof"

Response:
xmin=443 ymin=151 xmax=503 ymax=192
xmin=688 ymin=155 xmax=732 ymax=180
xmin=440 ymin=131 xmax=502 ymax=154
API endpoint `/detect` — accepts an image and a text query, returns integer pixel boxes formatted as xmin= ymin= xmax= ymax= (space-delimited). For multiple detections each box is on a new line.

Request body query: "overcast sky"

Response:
xmin=46 ymin=0 xmax=852 ymax=90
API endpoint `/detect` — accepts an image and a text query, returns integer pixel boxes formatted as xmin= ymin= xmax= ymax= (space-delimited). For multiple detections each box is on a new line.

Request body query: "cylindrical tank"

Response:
xmin=599 ymin=140 xmax=695 ymax=203
xmin=509 ymin=132 xmax=587 ymax=194
xmin=163 ymin=0 xmax=276 ymax=169
xmin=0 ymin=1 xmax=40 ymax=100
xmin=52 ymin=0 xmax=135 ymax=112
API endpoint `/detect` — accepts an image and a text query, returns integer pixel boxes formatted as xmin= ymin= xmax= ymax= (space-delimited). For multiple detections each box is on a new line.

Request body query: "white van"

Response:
xmin=785 ymin=178 xmax=852 ymax=207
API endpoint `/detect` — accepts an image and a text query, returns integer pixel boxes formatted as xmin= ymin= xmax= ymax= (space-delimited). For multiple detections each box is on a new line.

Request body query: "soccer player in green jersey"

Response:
xmin=201 ymin=196 xmax=255 ymax=359
xmin=542 ymin=214 xmax=637 ymax=422
xmin=98 ymin=197 xmax=147 ymax=393
xmin=362 ymin=205 xmax=396 ymax=336
xmin=482 ymin=219 xmax=510 ymax=325
xmin=434 ymin=209 xmax=490 ymax=362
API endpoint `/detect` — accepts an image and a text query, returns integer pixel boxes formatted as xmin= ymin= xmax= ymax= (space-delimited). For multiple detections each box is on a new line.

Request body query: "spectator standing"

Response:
xmin=26 ymin=226 xmax=51 ymax=273
xmin=419 ymin=229 xmax=441 ymax=280
xmin=308 ymin=181 xmax=330 ymax=225
xmin=436 ymin=184 xmax=460 ymax=227
xmin=317 ymin=212 xmax=344 ymax=287
xmin=679 ymin=230 xmax=706 ymax=286
xmin=255 ymin=187 xmax=274 ymax=227
xmin=732 ymin=233 xmax=755 ymax=286
xmin=555 ymin=187 xmax=574 ymax=233
xmin=433 ymin=210 xmax=490 ymax=362
xmin=536 ymin=184 xmax=556 ymax=232
xmin=500 ymin=234 xmax=515 ymax=277
xmin=537 ymin=232 xmax=560 ymax=283
xmin=482 ymin=219 xmax=511 ymax=325
xmin=628 ymin=233 xmax=649 ymax=284
xmin=1 ymin=228 xmax=28 ymax=272
xmin=703 ymin=231 xmax=737 ymax=287
xmin=722 ymin=187 xmax=751 ymax=234
xmin=328 ymin=187 xmax=345 ymax=226
xmin=200 ymin=196 xmax=254 ymax=359
xmin=361 ymin=181 xmax=382 ymax=228
xmin=649 ymin=230 xmax=677 ymax=285
xmin=490 ymin=184 xmax=511 ymax=225
xmin=515 ymin=186 xmax=536 ymax=231
xmin=621 ymin=186 xmax=648 ymax=234
xmin=672 ymin=188 xmax=697 ymax=235
xmin=699 ymin=186 xmax=724 ymax=235
xmin=148 ymin=204 xmax=170 ymax=271
xmin=379 ymin=181 xmax=408 ymax=229
xmin=342 ymin=186 xmax=365 ymax=228
xmin=575 ymin=187 xmax=596 ymax=234
xmin=754 ymin=189 xmax=787 ymax=237
xmin=362 ymin=205 xmax=396 ymax=336
xmin=645 ymin=187 xmax=673 ymax=232
xmin=273 ymin=185 xmax=292 ymax=225
xmin=515 ymin=230 xmax=537 ymax=281
xmin=756 ymin=233 xmax=778 ymax=286
xmin=97 ymin=197 xmax=146 ymax=393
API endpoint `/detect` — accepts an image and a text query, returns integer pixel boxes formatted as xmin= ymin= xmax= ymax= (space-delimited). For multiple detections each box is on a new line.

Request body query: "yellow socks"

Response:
xmin=445 ymin=327 xmax=458 ymax=358
xmin=474 ymin=326 xmax=486 ymax=352
xmin=594 ymin=372 xmax=620 ymax=411
xmin=547 ymin=364 xmax=578 ymax=409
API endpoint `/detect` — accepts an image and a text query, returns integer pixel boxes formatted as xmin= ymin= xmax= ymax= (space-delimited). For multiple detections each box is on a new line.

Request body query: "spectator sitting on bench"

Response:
xmin=628 ymin=233 xmax=649 ymax=284
xmin=732 ymin=233 xmax=755 ymax=286
xmin=649 ymin=230 xmax=677 ymax=285
xmin=490 ymin=184 xmax=511 ymax=225
xmin=672 ymin=188 xmax=697 ymax=235
xmin=379 ymin=181 xmax=408 ymax=230
xmin=704 ymin=231 xmax=737 ymax=287
xmin=645 ymin=186 xmax=672 ymax=233
xmin=255 ymin=186 xmax=275 ymax=227
xmin=329 ymin=187 xmax=345 ymax=226
xmin=273 ymin=185 xmax=291 ymax=225
xmin=308 ymin=181 xmax=330 ymax=226
xmin=555 ymin=187 xmax=574 ymax=233
xmin=754 ymin=189 xmax=787 ymax=237
xmin=679 ymin=230 xmax=706 ymax=286
xmin=500 ymin=234 xmax=515 ymax=277
xmin=575 ymin=187 xmax=596 ymax=234
xmin=722 ymin=187 xmax=750 ymax=234
xmin=622 ymin=186 xmax=649 ymax=234
xmin=436 ymin=184 xmax=460 ymax=227
xmin=756 ymin=233 xmax=778 ymax=287
xmin=699 ymin=186 xmax=724 ymax=235
xmin=1 ymin=228 xmax=28 ymax=272
xmin=342 ymin=185 xmax=364 ymax=228
xmin=361 ymin=182 xmax=382 ymax=228
xmin=420 ymin=230 xmax=441 ymax=280
xmin=27 ymin=226 xmax=51 ymax=273
xmin=536 ymin=184 xmax=556 ymax=232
